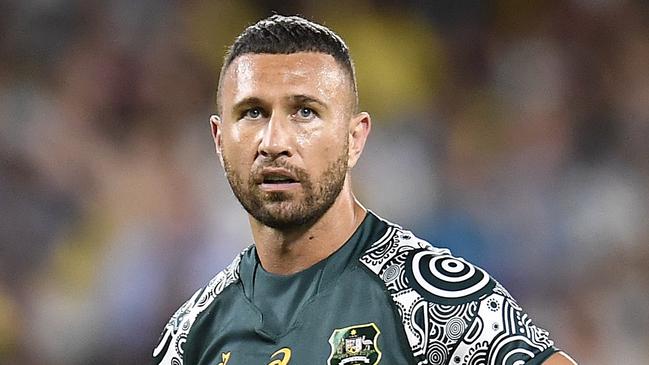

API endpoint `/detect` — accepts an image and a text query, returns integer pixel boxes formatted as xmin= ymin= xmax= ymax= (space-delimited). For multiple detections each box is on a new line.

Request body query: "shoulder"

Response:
xmin=358 ymin=220 xmax=557 ymax=365
xmin=359 ymin=220 xmax=494 ymax=304
xmin=152 ymin=246 xmax=251 ymax=365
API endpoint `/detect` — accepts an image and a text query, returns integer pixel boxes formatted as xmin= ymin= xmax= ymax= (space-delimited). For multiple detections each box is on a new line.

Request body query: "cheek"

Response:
xmin=222 ymin=126 xmax=260 ymax=163
xmin=297 ymin=125 xmax=347 ymax=166
xmin=295 ymin=126 xmax=322 ymax=150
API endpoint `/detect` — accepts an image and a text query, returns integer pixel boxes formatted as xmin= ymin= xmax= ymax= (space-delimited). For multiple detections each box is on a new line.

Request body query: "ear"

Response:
xmin=210 ymin=115 xmax=224 ymax=167
xmin=347 ymin=112 xmax=371 ymax=169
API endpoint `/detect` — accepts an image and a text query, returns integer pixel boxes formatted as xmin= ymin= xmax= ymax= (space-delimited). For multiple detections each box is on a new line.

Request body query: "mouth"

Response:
xmin=258 ymin=168 xmax=301 ymax=191
xmin=262 ymin=175 xmax=298 ymax=184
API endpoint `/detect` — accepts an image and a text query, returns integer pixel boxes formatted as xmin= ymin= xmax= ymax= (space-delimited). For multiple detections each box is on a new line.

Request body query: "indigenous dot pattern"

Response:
xmin=359 ymin=222 xmax=555 ymax=365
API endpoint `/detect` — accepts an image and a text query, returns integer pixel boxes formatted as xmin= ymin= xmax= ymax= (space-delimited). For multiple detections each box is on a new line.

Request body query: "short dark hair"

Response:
xmin=217 ymin=15 xmax=358 ymax=112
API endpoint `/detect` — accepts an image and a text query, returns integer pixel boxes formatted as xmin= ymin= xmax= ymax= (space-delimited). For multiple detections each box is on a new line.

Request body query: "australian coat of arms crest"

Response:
xmin=327 ymin=323 xmax=381 ymax=365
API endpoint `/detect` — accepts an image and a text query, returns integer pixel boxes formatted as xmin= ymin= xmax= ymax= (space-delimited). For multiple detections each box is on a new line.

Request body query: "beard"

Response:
xmin=222 ymin=147 xmax=348 ymax=230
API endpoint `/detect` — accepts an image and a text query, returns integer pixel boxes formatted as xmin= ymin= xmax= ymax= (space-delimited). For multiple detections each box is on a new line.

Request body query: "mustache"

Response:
xmin=250 ymin=159 xmax=309 ymax=183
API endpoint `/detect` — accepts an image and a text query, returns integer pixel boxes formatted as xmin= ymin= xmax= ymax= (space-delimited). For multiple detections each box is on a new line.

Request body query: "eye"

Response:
xmin=295 ymin=107 xmax=316 ymax=120
xmin=242 ymin=107 xmax=263 ymax=120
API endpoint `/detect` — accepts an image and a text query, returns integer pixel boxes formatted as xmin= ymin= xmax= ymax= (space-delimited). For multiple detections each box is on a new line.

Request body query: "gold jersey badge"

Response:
xmin=328 ymin=323 xmax=382 ymax=365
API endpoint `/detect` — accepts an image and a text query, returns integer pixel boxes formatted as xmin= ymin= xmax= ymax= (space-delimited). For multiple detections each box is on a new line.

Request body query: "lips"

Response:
xmin=263 ymin=175 xmax=298 ymax=184
xmin=257 ymin=168 xmax=300 ymax=186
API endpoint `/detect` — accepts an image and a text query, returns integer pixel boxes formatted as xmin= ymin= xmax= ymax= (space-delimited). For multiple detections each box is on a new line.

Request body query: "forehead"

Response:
xmin=220 ymin=52 xmax=351 ymax=107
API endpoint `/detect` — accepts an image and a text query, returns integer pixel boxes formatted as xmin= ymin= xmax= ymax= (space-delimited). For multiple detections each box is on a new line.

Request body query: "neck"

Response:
xmin=250 ymin=180 xmax=366 ymax=275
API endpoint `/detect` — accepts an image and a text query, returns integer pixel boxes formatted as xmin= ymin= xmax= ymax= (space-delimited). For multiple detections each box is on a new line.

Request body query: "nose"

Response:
xmin=258 ymin=114 xmax=294 ymax=159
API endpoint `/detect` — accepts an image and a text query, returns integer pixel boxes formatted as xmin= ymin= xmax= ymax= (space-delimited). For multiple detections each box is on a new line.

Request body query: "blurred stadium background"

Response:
xmin=1 ymin=0 xmax=648 ymax=364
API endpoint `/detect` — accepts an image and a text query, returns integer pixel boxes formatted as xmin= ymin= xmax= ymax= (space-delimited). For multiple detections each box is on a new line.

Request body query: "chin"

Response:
xmin=252 ymin=203 xmax=322 ymax=229
xmin=263 ymin=191 xmax=295 ymax=201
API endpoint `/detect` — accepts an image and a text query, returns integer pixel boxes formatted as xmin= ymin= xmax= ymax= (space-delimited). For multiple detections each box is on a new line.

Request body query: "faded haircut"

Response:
xmin=216 ymin=14 xmax=358 ymax=113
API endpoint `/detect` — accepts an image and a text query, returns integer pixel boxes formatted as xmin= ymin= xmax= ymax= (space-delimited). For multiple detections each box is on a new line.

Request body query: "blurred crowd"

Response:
xmin=1 ymin=0 xmax=647 ymax=364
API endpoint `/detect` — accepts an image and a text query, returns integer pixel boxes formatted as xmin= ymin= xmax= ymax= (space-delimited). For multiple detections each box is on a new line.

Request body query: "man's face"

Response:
xmin=214 ymin=52 xmax=356 ymax=229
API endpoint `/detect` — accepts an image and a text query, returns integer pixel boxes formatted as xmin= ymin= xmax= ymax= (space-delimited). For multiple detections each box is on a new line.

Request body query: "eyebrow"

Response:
xmin=287 ymin=94 xmax=329 ymax=110
xmin=231 ymin=97 xmax=264 ymax=113
xmin=230 ymin=95 xmax=329 ymax=116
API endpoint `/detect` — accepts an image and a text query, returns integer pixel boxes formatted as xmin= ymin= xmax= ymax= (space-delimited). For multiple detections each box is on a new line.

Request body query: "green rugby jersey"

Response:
xmin=153 ymin=212 xmax=558 ymax=365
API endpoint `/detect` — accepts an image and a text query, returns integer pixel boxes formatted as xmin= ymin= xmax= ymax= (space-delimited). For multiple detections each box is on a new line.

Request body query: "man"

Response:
xmin=153 ymin=15 xmax=576 ymax=365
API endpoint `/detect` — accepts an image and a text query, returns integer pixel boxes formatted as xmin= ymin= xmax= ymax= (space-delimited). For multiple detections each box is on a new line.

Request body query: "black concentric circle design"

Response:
xmin=175 ymin=334 xmax=187 ymax=355
xmin=445 ymin=317 xmax=466 ymax=341
xmin=489 ymin=335 xmax=540 ymax=365
xmin=405 ymin=250 xmax=495 ymax=305
xmin=427 ymin=341 xmax=448 ymax=365
xmin=382 ymin=264 xmax=400 ymax=282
